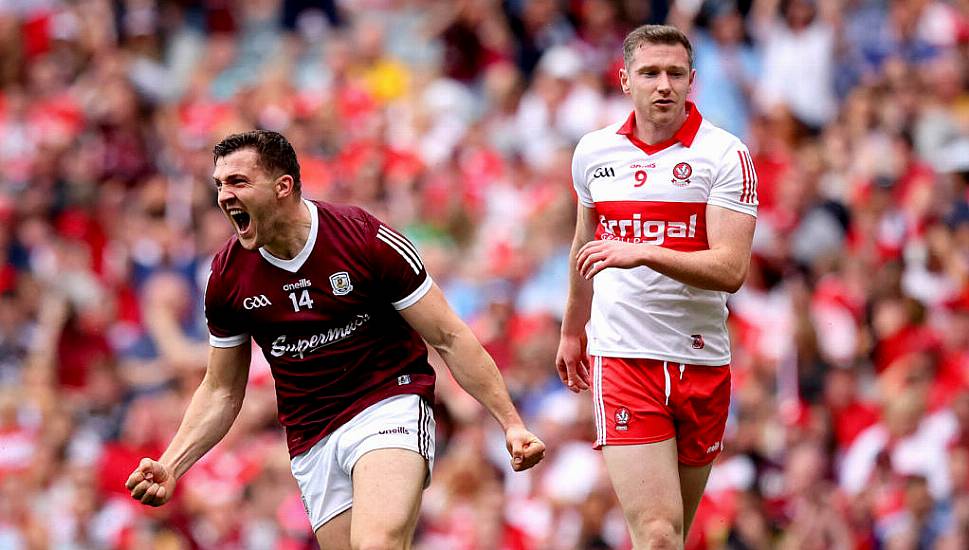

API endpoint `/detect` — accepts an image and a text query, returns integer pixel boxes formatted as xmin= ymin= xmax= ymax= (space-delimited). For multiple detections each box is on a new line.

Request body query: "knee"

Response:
xmin=635 ymin=518 xmax=681 ymax=550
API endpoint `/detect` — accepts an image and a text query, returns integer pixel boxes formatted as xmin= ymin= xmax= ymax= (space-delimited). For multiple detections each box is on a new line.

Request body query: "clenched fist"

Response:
xmin=125 ymin=458 xmax=176 ymax=507
xmin=505 ymin=425 xmax=547 ymax=471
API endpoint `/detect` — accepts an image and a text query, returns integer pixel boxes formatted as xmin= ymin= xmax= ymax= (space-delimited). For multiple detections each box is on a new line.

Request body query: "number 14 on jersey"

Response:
xmin=289 ymin=290 xmax=315 ymax=312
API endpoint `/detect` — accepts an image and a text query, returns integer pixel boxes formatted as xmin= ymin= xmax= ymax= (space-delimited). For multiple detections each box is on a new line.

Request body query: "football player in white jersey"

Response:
xmin=556 ymin=25 xmax=758 ymax=549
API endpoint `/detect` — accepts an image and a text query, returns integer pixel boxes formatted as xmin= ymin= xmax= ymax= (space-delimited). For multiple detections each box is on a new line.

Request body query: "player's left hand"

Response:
xmin=505 ymin=425 xmax=546 ymax=471
xmin=577 ymin=240 xmax=647 ymax=279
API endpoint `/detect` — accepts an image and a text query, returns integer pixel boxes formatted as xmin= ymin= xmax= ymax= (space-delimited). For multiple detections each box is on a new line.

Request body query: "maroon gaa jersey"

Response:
xmin=205 ymin=199 xmax=435 ymax=457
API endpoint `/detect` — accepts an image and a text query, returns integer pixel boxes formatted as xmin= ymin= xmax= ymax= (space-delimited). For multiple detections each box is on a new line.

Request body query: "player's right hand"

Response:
xmin=125 ymin=458 xmax=176 ymax=507
xmin=555 ymin=334 xmax=591 ymax=393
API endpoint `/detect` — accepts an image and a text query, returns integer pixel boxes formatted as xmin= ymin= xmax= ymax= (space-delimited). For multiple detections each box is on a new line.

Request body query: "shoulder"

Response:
xmin=573 ymin=121 xmax=626 ymax=169
xmin=312 ymin=200 xmax=373 ymax=226
xmin=311 ymin=200 xmax=378 ymax=236
xmin=694 ymin=119 xmax=749 ymax=161
xmin=209 ymin=235 xmax=245 ymax=280
xmin=576 ymin=121 xmax=625 ymax=151
xmin=206 ymin=236 xmax=249 ymax=303
xmin=695 ymin=119 xmax=746 ymax=151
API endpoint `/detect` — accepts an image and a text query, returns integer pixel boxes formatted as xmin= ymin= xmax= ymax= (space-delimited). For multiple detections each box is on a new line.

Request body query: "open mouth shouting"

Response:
xmin=226 ymin=206 xmax=254 ymax=239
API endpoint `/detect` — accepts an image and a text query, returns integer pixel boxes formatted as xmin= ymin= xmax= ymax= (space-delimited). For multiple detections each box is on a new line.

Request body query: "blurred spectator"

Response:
xmin=0 ymin=0 xmax=965 ymax=548
xmin=754 ymin=0 xmax=838 ymax=130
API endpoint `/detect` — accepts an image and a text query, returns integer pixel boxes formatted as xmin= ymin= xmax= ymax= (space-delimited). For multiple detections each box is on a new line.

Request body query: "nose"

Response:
xmin=217 ymin=184 xmax=235 ymax=206
xmin=656 ymin=72 xmax=672 ymax=93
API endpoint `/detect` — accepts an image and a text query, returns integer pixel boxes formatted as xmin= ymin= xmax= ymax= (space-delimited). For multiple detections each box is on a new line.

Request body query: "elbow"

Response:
xmin=721 ymin=267 xmax=748 ymax=294
xmin=723 ymin=280 xmax=743 ymax=294
xmin=201 ymin=376 xmax=246 ymax=411
xmin=428 ymin=326 xmax=462 ymax=358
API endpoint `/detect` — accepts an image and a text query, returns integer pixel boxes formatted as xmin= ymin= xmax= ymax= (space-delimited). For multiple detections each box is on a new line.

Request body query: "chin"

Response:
xmin=236 ymin=234 xmax=259 ymax=250
xmin=653 ymin=109 xmax=679 ymax=122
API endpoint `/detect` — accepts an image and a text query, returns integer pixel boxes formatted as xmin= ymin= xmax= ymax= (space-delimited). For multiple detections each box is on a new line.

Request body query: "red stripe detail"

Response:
xmin=593 ymin=201 xmax=708 ymax=251
xmin=737 ymin=151 xmax=749 ymax=203
xmin=745 ymin=152 xmax=758 ymax=203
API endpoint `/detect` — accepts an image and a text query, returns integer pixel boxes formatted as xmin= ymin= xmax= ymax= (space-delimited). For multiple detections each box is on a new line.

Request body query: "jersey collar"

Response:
xmin=259 ymin=198 xmax=318 ymax=273
xmin=617 ymin=101 xmax=703 ymax=155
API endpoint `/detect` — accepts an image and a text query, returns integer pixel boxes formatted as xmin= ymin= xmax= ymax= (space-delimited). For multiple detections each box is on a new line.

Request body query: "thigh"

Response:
xmin=350 ymin=448 xmax=427 ymax=548
xmin=294 ymin=394 xmax=435 ymax=538
xmin=315 ymin=508 xmax=351 ymax=550
xmin=291 ymin=432 xmax=354 ymax=535
xmin=673 ymin=365 xmax=730 ymax=466
xmin=601 ymin=439 xmax=684 ymax=532
xmin=679 ymin=462 xmax=713 ymax=536
xmin=592 ymin=356 xmax=675 ymax=449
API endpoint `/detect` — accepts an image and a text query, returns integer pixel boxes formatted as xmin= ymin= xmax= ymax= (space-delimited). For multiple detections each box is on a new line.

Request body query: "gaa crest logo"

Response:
xmin=329 ymin=271 xmax=353 ymax=296
xmin=691 ymin=334 xmax=705 ymax=349
xmin=615 ymin=407 xmax=630 ymax=431
xmin=672 ymin=162 xmax=692 ymax=186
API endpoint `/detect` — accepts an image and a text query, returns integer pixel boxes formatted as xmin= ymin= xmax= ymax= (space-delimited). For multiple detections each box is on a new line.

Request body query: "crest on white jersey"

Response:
xmin=329 ymin=271 xmax=353 ymax=296
xmin=672 ymin=162 xmax=692 ymax=186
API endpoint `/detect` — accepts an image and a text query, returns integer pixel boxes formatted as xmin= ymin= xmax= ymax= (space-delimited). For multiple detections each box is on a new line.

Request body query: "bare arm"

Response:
xmin=400 ymin=284 xmax=523 ymax=431
xmin=555 ymin=204 xmax=598 ymax=392
xmin=399 ymin=284 xmax=545 ymax=470
xmin=561 ymin=204 xmax=598 ymax=338
xmin=159 ymin=344 xmax=252 ymax=477
xmin=577 ymin=205 xmax=756 ymax=293
xmin=126 ymin=343 xmax=251 ymax=505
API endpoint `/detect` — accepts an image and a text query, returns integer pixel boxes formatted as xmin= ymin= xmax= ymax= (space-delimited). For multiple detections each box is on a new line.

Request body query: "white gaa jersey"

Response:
xmin=573 ymin=103 xmax=758 ymax=365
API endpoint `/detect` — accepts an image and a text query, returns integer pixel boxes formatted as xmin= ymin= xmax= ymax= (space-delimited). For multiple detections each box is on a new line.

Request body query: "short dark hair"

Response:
xmin=623 ymin=25 xmax=694 ymax=70
xmin=213 ymin=130 xmax=302 ymax=194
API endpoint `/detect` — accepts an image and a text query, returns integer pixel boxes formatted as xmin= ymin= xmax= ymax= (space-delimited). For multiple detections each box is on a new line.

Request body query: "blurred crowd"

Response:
xmin=0 ymin=0 xmax=967 ymax=548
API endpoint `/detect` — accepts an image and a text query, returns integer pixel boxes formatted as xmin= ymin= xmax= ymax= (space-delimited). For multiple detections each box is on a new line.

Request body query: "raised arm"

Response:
xmin=125 ymin=343 xmax=251 ymax=506
xmin=399 ymin=284 xmax=546 ymax=471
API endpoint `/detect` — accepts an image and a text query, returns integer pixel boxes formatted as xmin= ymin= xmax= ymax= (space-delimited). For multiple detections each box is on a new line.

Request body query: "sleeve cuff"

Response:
xmin=706 ymin=198 xmax=758 ymax=218
xmin=210 ymin=333 xmax=250 ymax=348
xmin=392 ymin=275 xmax=433 ymax=310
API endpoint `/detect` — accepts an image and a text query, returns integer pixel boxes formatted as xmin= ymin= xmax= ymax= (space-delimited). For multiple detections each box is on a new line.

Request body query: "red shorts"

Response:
xmin=591 ymin=356 xmax=731 ymax=466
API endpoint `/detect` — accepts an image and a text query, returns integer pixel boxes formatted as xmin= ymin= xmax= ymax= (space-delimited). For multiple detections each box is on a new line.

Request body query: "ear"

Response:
xmin=619 ymin=66 xmax=631 ymax=95
xmin=274 ymin=175 xmax=296 ymax=199
xmin=689 ymin=68 xmax=696 ymax=89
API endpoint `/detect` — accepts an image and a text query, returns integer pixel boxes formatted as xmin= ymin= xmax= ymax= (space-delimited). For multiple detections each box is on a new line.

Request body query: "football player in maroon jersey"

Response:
xmin=126 ymin=130 xmax=545 ymax=549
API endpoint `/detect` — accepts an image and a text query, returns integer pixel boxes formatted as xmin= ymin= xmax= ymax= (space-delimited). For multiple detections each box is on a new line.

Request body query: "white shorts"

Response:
xmin=290 ymin=394 xmax=436 ymax=531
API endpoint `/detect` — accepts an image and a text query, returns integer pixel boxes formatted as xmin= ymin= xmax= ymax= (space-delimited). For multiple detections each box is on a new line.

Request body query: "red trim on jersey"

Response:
xmin=738 ymin=150 xmax=749 ymax=203
xmin=616 ymin=102 xmax=703 ymax=155
xmin=738 ymin=151 xmax=758 ymax=204
xmin=745 ymin=152 xmax=758 ymax=203
xmin=593 ymin=200 xmax=709 ymax=251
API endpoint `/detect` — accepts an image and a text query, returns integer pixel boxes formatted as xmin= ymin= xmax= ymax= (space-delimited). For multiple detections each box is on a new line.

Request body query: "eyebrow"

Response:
xmin=212 ymin=173 xmax=249 ymax=185
xmin=637 ymin=64 xmax=688 ymax=72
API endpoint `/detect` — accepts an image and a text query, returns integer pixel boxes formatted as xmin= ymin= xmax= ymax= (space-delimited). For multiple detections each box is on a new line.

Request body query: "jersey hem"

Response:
xmin=593 ymin=433 xmax=675 ymax=450
xmin=706 ymin=198 xmax=757 ymax=218
xmin=210 ymin=333 xmax=249 ymax=347
xmin=588 ymin=348 xmax=730 ymax=366
xmin=286 ymin=383 xmax=434 ymax=458
xmin=392 ymin=275 xmax=432 ymax=310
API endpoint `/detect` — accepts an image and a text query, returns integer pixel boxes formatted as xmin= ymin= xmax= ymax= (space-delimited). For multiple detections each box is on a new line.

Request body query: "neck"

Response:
xmin=635 ymin=107 xmax=688 ymax=145
xmin=263 ymin=198 xmax=310 ymax=260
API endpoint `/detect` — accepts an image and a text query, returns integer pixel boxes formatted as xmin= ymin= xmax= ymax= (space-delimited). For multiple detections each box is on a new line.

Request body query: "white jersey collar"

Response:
xmin=258 ymin=198 xmax=318 ymax=273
